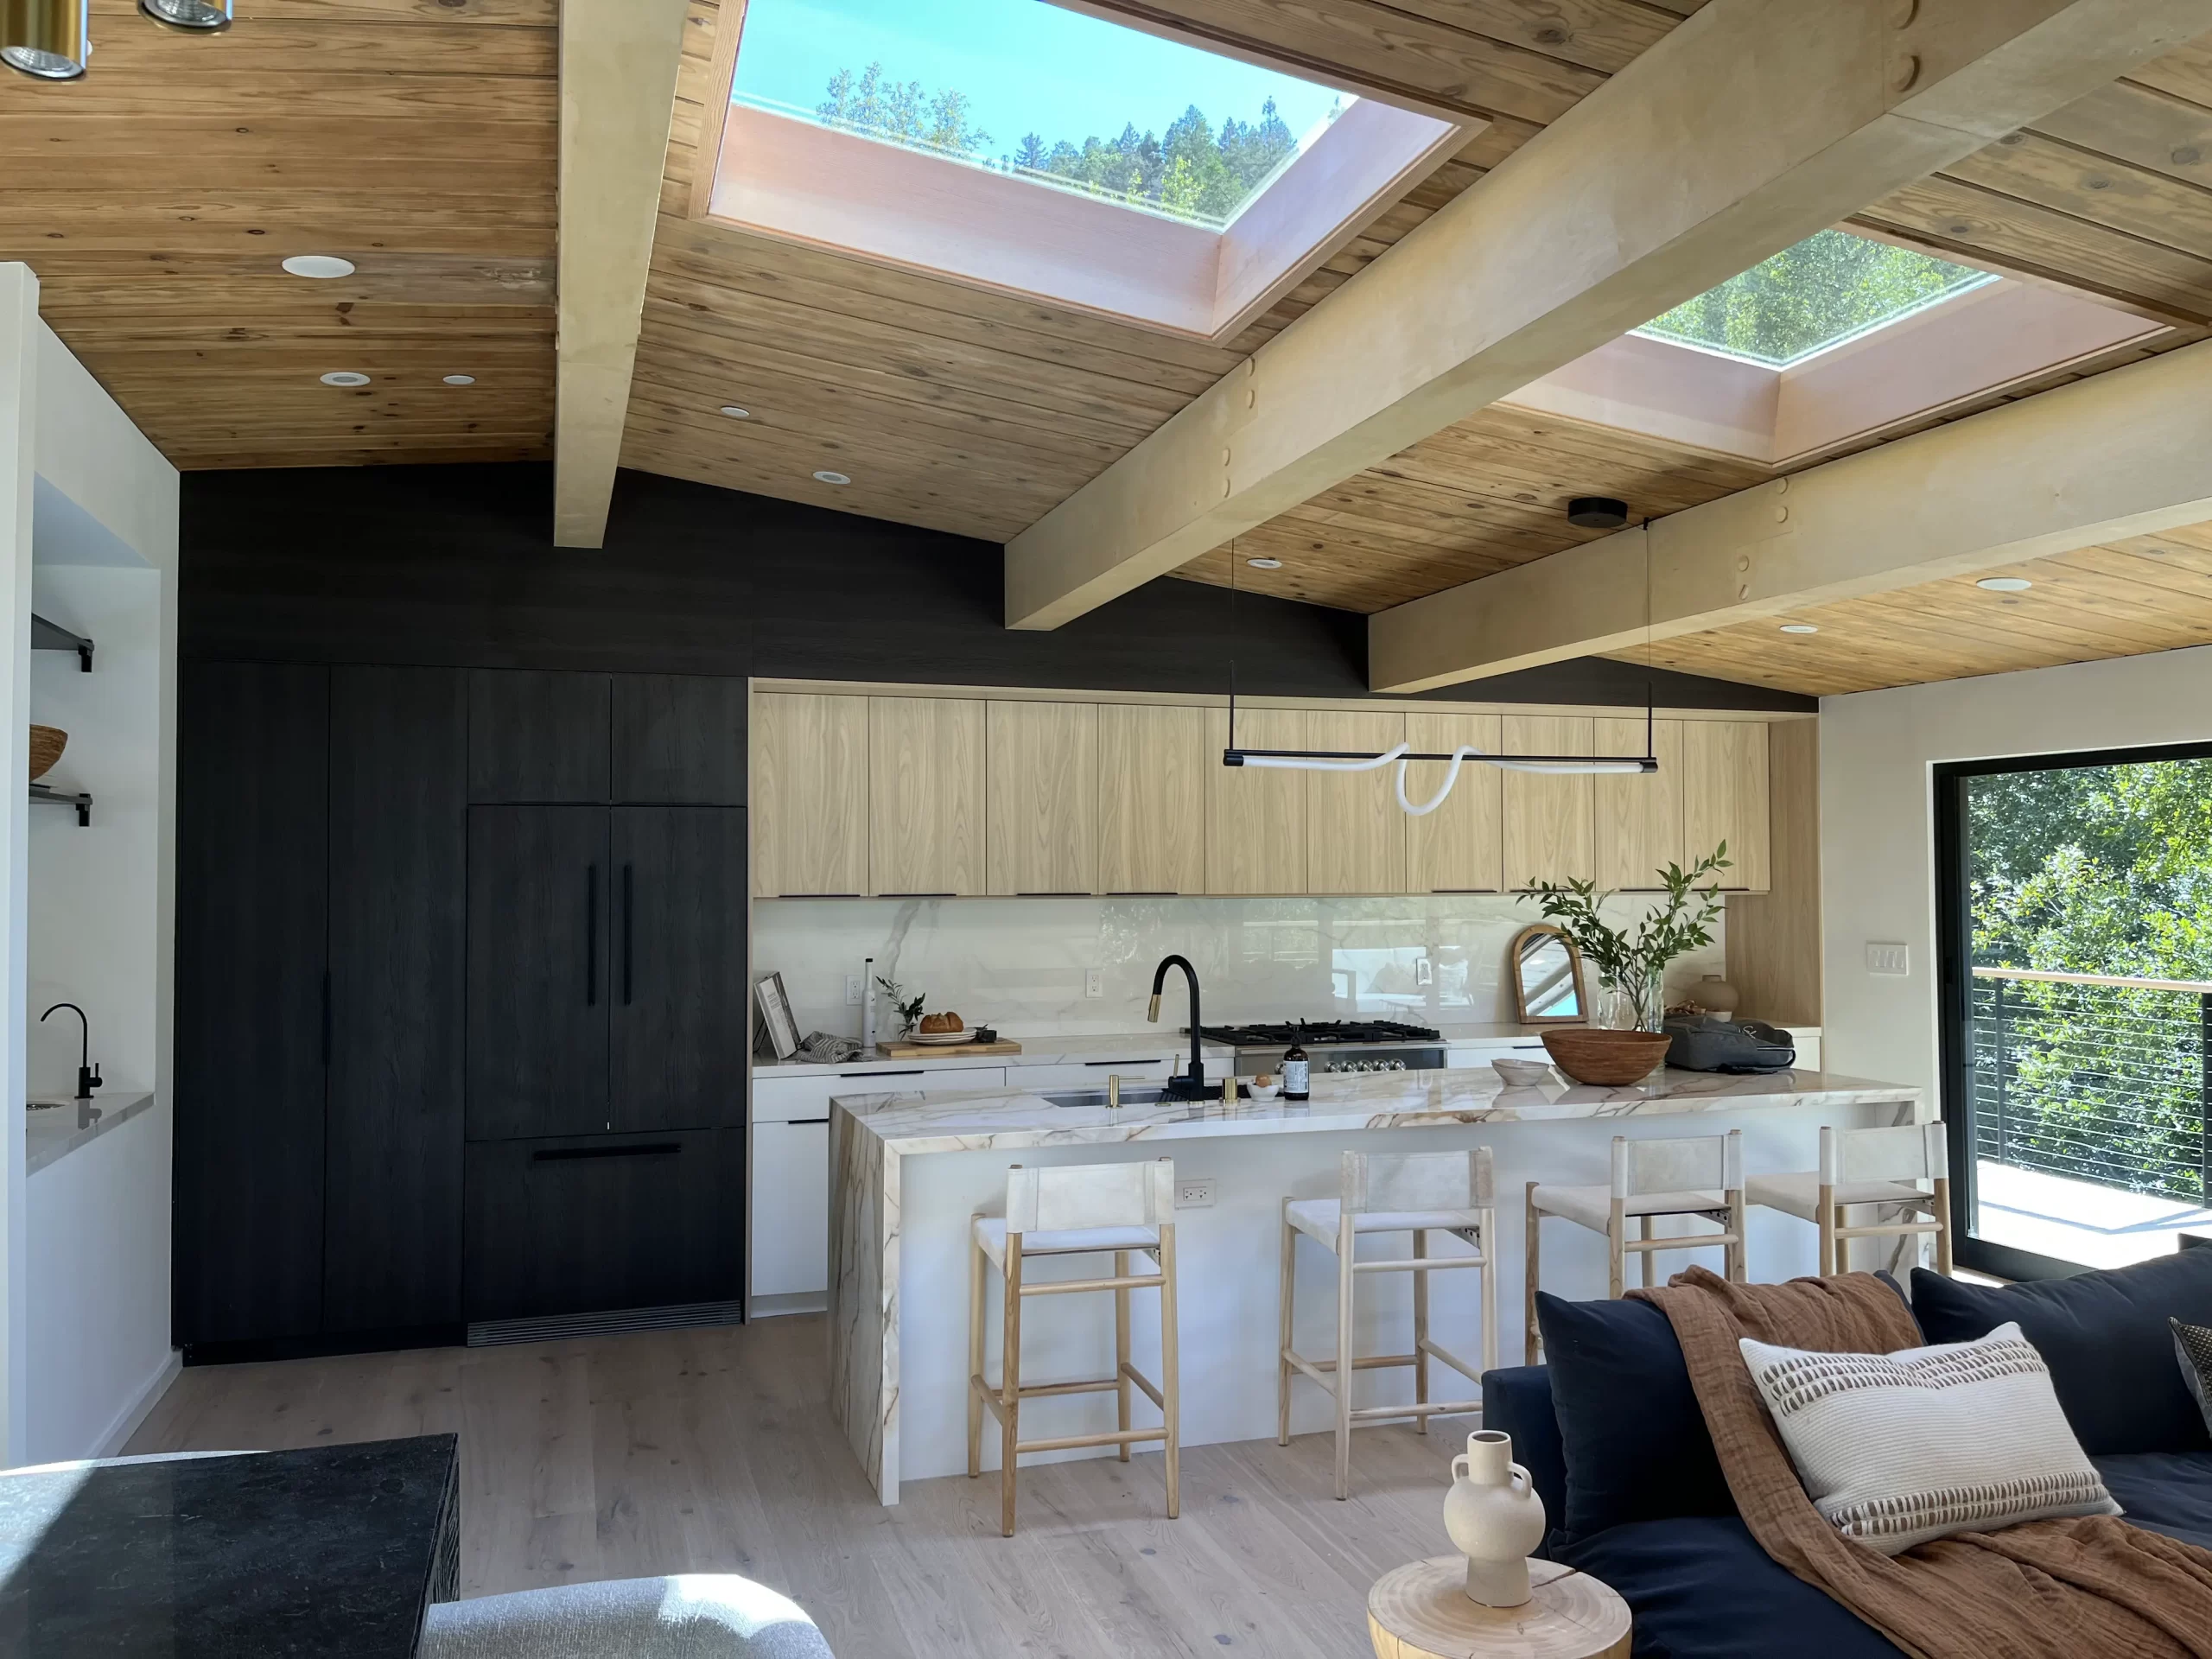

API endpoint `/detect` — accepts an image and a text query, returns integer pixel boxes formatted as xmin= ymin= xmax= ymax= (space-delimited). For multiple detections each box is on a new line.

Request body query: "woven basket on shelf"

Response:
xmin=1541 ymin=1026 xmax=1672 ymax=1086
xmin=29 ymin=725 xmax=66 ymax=782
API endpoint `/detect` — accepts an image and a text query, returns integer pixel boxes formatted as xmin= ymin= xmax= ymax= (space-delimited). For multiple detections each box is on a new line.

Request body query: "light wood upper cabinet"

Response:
xmin=1098 ymin=703 xmax=1206 ymax=895
xmin=1682 ymin=720 xmax=1770 ymax=891
xmin=1501 ymin=715 xmax=1593 ymax=890
xmin=1403 ymin=711 xmax=1502 ymax=893
xmin=1206 ymin=707 xmax=1305 ymax=894
xmin=986 ymin=701 xmax=1098 ymax=896
xmin=869 ymin=696 xmax=984 ymax=897
xmin=1594 ymin=716 xmax=1684 ymax=892
xmin=751 ymin=693 xmax=868 ymax=898
xmin=1306 ymin=709 xmax=1407 ymax=894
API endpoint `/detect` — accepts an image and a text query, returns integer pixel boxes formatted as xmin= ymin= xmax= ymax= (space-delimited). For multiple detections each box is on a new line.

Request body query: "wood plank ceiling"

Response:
xmin=0 ymin=0 xmax=556 ymax=469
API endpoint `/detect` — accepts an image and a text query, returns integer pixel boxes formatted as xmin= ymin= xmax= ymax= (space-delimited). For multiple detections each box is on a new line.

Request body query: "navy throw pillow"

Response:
xmin=1535 ymin=1291 xmax=1735 ymax=1541
xmin=1913 ymin=1253 xmax=2212 ymax=1455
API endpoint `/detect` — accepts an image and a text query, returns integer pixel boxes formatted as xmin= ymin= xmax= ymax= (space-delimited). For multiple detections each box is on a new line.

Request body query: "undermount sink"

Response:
xmin=1043 ymin=1085 xmax=1180 ymax=1109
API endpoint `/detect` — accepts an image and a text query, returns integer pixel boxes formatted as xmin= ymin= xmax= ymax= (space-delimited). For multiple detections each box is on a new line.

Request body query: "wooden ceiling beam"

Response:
xmin=1367 ymin=334 xmax=2212 ymax=692
xmin=552 ymin=0 xmax=690 ymax=548
xmin=1002 ymin=0 xmax=2212 ymax=632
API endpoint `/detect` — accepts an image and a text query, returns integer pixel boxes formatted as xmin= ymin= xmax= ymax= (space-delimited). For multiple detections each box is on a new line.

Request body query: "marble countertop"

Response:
xmin=27 ymin=1091 xmax=154 ymax=1177
xmin=830 ymin=1065 xmax=1913 ymax=1157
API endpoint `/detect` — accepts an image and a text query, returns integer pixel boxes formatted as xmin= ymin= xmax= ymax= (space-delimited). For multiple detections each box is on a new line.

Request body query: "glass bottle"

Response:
xmin=1283 ymin=1042 xmax=1311 ymax=1101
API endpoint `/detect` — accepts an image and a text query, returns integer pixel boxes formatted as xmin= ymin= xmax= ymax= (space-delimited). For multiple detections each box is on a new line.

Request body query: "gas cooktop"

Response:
xmin=1197 ymin=1019 xmax=1444 ymax=1047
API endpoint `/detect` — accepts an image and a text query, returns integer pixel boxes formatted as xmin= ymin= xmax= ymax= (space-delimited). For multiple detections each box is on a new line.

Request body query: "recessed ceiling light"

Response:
xmin=320 ymin=371 xmax=371 ymax=387
xmin=442 ymin=374 xmax=475 ymax=386
xmin=1976 ymin=576 xmax=2033 ymax=592
xmin=1779 ymin=623 xmax=1820 ymax=634
xmin=720 ymin=405 xmax=751 ymax=419
xmin=1247 ymin=556 xmax=1284 ymax=569
xmin=140 ymin=0 xmax=232 ymax=28
xmin=283 ymin=255 xmax=356 ymax=280
xmin=812 ymin=470 xmax=852 ymax=486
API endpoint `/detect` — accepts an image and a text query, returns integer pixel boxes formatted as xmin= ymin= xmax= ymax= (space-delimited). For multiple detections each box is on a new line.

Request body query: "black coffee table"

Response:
xmin=0 ymin=1435 xmax=459 ymax=1656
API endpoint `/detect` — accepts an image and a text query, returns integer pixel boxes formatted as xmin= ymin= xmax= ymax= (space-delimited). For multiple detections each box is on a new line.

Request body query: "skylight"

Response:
xmin=730 ymin=0 xmax=1348 ymax=232
xmin=1633 ymin=230 xmax=1999 ymax=368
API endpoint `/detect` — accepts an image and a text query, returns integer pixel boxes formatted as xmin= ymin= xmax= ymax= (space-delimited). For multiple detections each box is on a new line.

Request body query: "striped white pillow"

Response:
xmin=1740 ymin=1320 xmax=2120 ymax=1555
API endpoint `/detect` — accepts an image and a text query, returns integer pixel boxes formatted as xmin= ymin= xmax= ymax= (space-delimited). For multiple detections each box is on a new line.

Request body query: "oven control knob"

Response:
xmin=1388 ymin=1059 xmax=1407 ymax=1071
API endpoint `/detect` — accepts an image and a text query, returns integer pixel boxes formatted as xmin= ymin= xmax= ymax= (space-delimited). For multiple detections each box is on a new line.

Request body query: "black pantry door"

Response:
xmin=466 ymin=805 xmax=610 ymax=1140
xmin=611 ymin=807 xmax=747 ymax=1129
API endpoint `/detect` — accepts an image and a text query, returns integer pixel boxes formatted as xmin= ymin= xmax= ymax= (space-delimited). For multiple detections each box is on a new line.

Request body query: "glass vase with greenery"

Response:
xmin=1522 ymin=847 xmax=1731 ymax=1032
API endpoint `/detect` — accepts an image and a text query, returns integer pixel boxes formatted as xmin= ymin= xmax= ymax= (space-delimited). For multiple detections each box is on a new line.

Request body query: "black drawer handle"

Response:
xmin=843 ymin=1068 xmax=923 ymax=1077
xmin=783 ymin=1116 xmax=830 ymax=1126
xmin=878 ymin=892 xmax=956 ymax=899
xmin=777 ymin=893 xmax=861 ymax=899
xmin=1016 ymin=892 xmax=1091 ymax=898
xmin=1084 ymin=1058 xmax=1158 ymax=1066
xmin=1106 ymin=892 xmax=1176 ymax=897
xmin=531 ymin=1141 xmax=680 ymax=1163
xmin=585 ymin=864 xmax=599 ymax=1007
xmin=622 ymin=861 xmax=634 ymax=1007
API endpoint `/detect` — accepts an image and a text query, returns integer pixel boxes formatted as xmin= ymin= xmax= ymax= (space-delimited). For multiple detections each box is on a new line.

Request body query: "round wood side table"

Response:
xmin=1368 ymin=1556 xmax=1630 ymax=1659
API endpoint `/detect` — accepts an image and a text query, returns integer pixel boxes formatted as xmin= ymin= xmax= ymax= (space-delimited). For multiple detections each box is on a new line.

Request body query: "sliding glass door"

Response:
xmin=1936 ymin=742 xmax=2212 ymax=1280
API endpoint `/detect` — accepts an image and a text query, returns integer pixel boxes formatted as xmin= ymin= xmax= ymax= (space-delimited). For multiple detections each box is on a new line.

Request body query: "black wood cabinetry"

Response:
xmin=613 ymin=675 xmax=747 ymax=804
xmin=465 ymin=806 xmax=611 ymax=1141
xmin=175 ymin=663 xmax=331 ymax=1346
xmin=324 ymin=667 xmax=467 ymax=1334
xmin=612 ymin=808 xmax=747 ymax=1129
xmin=468 ymin=671 xmax=610 ymax=803
xmin=464 ymin=1129 xmax=741 ymax=1321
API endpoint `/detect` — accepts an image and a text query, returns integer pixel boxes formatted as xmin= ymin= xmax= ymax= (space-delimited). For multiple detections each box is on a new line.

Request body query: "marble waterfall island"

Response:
xmin=827 ymin=1065 xmax=1923 ymax=1503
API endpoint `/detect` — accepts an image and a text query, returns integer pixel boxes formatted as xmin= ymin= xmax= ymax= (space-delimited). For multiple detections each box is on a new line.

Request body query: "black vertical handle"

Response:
xmin=321 ymin=969 xmax=331 ymax=1068
xmin=622 ymin=862 xmax=634 ymax=1006
xmin=586 ymin=863 xmax=598 ymax=1007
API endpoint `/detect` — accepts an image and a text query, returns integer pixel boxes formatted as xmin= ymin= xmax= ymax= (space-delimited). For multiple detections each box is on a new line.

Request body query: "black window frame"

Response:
xmin=1934 ymin=737 xmax=2212 ymax=1282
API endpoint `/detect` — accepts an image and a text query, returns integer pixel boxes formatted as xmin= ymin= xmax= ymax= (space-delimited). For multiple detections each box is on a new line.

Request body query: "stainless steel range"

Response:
xmin=1195 ymin=1019 xmax=1448 ymax=1077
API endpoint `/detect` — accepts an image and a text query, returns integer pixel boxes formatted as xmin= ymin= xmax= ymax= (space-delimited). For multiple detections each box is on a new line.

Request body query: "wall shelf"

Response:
xmin=30 ymin=784 xmax=92 ymax=828
xmin=31 ymin=613 xmax=92 ymax=673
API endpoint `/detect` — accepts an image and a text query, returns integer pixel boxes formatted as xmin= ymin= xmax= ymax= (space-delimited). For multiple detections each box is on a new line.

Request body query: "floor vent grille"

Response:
xmin=466 ymin=1300 xmax=744 ymax=1347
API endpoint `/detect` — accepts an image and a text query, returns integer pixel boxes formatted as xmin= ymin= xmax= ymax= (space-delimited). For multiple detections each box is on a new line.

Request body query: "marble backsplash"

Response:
xmin=752 ymin=893 xmax=1726 ymax=1040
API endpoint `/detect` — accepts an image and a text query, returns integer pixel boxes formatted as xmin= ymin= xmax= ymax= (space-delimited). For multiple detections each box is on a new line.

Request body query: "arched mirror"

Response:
xmin=1509 ymin=925 xmax=1586 ymax=1025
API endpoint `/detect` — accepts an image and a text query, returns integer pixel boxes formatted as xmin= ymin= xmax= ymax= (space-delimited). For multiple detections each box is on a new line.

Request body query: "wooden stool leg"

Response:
xmin=1334 ymin=1213 xmax=1356 ymax=1501
xmin=1000 ymin=1243 xmax=1023 ymax=1537
xmin=1816 ymin=1185 xmax=1837 ymax=1277
xmin=1636 ymin=1214 xmax=1653 ymax=1289
xmin=1523 ymin=1183 xmax=1541 ymax=1366
xmin=1479 ymin=1212 xmax=1499 ymax=1377
xmin=1412 ymin=1230 xmax=1430 ymax=1434
xmin=1934 ymin=1176 xmax=1955 ymax=1275
xmin=1607 ymin=1198 xmax=1626 ymax=1300
xmin=1276 ymin=1205 xmax=1295 ymax=1447
xmin=1159 ymin=1225 xmax=1180 ymax=1521
xmin=1115 ymin=1249 xmax=1133 ymax=1462
xmin=967 ymin=1227 xmax=985 ymax=1480
xmin=1728 ymin=1192 xmax=1748 ymax=1283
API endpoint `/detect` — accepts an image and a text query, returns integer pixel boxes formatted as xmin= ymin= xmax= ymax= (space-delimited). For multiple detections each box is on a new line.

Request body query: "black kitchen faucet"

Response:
xmin=41 ymin=1002 xmax=100 ymax=1100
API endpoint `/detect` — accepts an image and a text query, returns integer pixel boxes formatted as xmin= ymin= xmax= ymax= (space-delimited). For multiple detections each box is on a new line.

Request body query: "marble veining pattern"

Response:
xmin=825 ymin=1066 xmax=1923 ymax=1503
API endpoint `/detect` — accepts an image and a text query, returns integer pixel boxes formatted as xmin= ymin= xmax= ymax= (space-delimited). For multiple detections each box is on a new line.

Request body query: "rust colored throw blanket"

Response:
xmin=1635 ymin=1268 xmax=2212 ymax=1659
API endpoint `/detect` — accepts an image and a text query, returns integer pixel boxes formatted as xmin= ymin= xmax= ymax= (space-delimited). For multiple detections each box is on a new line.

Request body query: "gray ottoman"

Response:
xmin=421 ymin=1575 xmax=833 ymax=1657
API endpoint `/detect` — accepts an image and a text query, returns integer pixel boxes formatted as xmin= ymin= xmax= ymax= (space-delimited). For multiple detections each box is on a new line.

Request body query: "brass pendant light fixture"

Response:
xmin=1 ymin=0 xmax=91 ymax=79
xmin=139 ymin=0 xmax=231 ymax=29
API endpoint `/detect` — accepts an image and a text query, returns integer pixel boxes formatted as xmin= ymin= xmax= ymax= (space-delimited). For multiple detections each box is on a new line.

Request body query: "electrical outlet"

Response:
xmin=845 ymin=974 xmax=865 ymax=1006
xmin=1084 ymin=969 xmax=1103 ymax=999
xmin=1866 ymin=942 xmax=1910 ymax=977
xmin=1175 ymin=1177 xmax=1217 ymax=1209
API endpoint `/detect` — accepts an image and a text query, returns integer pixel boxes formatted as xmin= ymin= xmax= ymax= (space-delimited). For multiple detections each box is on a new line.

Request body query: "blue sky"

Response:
xmin=732 ymin=0 xmax=1345 ymax=158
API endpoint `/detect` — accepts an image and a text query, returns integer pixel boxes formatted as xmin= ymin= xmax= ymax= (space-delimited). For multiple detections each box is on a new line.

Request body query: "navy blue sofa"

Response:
xmin=1480 ymin=1251 xmax=2212 ymax=1659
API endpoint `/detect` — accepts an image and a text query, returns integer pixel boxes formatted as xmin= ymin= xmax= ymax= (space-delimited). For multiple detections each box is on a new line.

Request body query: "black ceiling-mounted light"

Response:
xmin=2 ymin=0 xmax=90 ymax=78
xmin=1567 ymin=496 xmax=1630 ymax=531
xmin=138 ymin=0 xmax=230 ymax=28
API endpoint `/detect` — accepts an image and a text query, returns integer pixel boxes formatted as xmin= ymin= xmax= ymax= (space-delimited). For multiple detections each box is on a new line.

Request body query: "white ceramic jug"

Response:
xmin=1442 ymin=1428 xmax=1546 ymax=1607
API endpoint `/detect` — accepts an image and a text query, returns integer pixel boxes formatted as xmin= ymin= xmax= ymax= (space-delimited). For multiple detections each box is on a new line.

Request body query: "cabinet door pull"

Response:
xmin=784 ymin=1116 xmax=831 ymax=1126
xmin=843 ymin=1068 xmax=923 ymax=1077
xmin=1084 ymin=1058 xmax=1155 ymax=1066
xmin=321 ymin=970 xmax=332 ymax=1068
xmin=621 ymin=861 xmax=634 ymax=1007
xmin=585 ymin=864 xmax=599 ymax=1006
xmin=531 ymin=1141 xmax=680 ymax=1163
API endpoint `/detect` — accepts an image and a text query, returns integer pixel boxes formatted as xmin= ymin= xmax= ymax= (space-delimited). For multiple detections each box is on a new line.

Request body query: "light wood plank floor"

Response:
xmin=126 ymin=1314 xmax=1478 ymax=1657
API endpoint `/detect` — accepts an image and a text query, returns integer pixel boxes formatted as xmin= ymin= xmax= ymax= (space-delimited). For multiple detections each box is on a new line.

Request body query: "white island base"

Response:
xmin=827 ymin=1066 xmax=1924 ymax=1504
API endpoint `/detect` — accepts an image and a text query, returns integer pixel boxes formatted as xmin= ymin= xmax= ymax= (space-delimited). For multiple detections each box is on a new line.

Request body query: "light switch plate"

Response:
xmin=1175 ymin=1177 xmax=1217 ymax=1209
xmin=1866 ymin=942 xmax=1910 ymax=977
xmin=845 ymin=974 xmax=865 ymax=1006
xmin=1084 ymin=969 xmax=1103 ymax=998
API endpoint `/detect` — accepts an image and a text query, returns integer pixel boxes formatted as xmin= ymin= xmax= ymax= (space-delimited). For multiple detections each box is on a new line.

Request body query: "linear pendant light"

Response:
xmin=2 ymin=0 xmax=90 ymax=78
xmin=1214 ymin=538 xmax=1659 ymax=815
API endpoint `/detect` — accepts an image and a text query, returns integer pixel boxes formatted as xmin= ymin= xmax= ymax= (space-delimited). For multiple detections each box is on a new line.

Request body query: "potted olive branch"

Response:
xmin=1521 ymin=844 xmax=1731 ymax=1032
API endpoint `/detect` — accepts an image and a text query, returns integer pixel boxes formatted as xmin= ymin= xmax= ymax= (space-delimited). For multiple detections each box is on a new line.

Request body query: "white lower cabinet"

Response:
xmin=1012 ymin=1056 xmax=1180 ymax=1092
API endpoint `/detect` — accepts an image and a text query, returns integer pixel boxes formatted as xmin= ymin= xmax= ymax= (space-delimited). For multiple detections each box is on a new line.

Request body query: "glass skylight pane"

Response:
xmin=731 ymin=0 xmax=1349 ymax=231
xmin=1633 ymin=230 xmax=1999 ymax=367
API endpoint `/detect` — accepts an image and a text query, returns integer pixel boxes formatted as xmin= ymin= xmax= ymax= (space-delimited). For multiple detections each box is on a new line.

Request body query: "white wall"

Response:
xmin=753 ymin=891 xmax=1727 ymax=1041
xmin=1821 ymin=645 xmax=2212 ymax=1101
xmin=0 ymin=266 xmax=36 ymax=1461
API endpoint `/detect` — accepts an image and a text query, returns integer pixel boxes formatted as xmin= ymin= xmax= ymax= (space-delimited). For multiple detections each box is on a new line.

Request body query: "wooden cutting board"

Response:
xmin=874 ymin=1038 xmax=1024 ymax=1059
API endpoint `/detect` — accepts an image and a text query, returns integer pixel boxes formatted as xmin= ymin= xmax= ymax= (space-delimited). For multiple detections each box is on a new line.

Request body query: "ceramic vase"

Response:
xmin=1442 ymin=1428 xmax=1546 ymax=1607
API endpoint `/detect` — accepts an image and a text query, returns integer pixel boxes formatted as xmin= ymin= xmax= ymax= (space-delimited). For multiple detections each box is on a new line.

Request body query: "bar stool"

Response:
xmin=1278 ymin=1147 xmax=1498 ymax=1501
xmin=1746 ymin=1122 xmax=1953 ymax=1276
xmin=968 ymin=1158 xmax=1179 ymax=1537
xmin=1524 ymin=1129 xmax=1745 ymax=1362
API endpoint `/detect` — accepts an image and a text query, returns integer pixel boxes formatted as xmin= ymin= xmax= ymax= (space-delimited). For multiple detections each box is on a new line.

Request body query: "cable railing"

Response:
xmin=1969 ymin=966 xmax=2212 ymax=1204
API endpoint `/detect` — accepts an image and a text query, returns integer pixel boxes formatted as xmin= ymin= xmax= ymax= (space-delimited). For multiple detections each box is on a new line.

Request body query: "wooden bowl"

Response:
xmin=1541 ymin=1027 xmax=1672 ymax=1086
xmin=29 ymin=725 xmax=66 ymax=781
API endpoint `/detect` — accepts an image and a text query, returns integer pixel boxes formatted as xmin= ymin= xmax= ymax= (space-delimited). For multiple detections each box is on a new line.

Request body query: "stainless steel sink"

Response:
xmin=1042 ymin=1085 xmax=1182 ymax=1109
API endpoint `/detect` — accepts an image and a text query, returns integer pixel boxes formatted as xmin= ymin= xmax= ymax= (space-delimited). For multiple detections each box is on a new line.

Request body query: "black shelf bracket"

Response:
xmin=30 ymin=613 xmax=92 ymax=672
xmin=29 ymin=784 xmax=91 ymax=828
